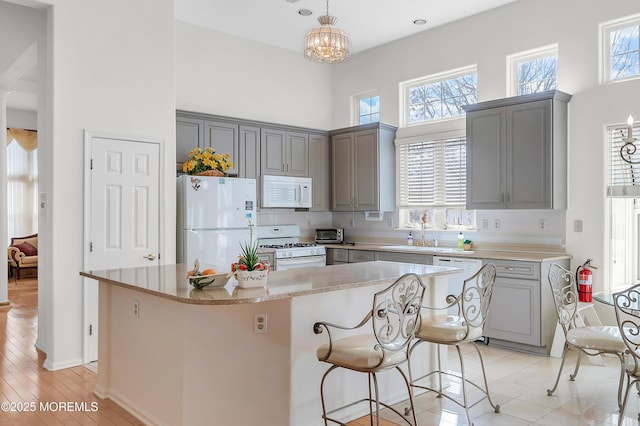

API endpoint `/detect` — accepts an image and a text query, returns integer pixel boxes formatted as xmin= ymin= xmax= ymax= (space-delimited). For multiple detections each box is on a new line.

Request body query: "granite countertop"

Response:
xmin=321 ymin=242 xmax=572 ymax=262
xmin=80 ymin=261 xmax=461 ymax=306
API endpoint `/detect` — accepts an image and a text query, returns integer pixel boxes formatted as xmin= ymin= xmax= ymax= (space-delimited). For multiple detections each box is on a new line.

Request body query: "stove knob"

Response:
xmin=288 ymin=251 xmax=293 ymax=257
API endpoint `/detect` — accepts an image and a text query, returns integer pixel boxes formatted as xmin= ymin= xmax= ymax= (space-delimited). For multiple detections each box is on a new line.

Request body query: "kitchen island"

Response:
xmin=81 ymin=261 xmax=459 ymax=426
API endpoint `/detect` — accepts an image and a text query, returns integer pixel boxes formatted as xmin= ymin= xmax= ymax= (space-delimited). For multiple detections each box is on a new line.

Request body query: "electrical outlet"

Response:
xmin=574 ymin=219 xmax=583 ymax=233
xmin=481 ymin=219 xmax=489 ymax=231
xmin=387 ymin=218 xmax=393 ymax=228
xmin=493 ymin=219 xmax=500 ymax=231
xmin=350 ymin=219 xmax=355 ymax=227
xmin=538 ymin=219 xmax=546 ymax=231
xmin=133 ymin=300 xmax=140 ymax=319
xmin=254 ymin=313 xmax=267 ymax=334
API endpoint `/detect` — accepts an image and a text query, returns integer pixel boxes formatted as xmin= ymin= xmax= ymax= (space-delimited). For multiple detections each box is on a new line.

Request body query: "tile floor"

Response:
xmin=4 ymin=277 xmax=640 ymax=425
xmin=349 ymin=343 xmax=640 ymax=426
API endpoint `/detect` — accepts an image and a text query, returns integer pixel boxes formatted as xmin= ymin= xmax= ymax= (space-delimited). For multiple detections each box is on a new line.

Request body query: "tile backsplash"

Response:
xmin=258 ymin=208 xmax=566 ymax=248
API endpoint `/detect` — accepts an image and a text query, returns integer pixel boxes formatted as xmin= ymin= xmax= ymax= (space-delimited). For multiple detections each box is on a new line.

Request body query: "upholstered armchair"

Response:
xmin=7 ymin=233 xmax=38 ymax=280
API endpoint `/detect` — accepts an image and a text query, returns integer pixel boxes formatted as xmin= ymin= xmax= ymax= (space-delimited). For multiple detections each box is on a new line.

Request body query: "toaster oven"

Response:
xmin=315 ymin=228 xmax=344 ymax=244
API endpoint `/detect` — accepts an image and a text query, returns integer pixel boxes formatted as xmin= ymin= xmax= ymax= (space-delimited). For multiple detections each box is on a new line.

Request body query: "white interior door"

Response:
xmin=83 ymin=131 xmax=162 ymax=363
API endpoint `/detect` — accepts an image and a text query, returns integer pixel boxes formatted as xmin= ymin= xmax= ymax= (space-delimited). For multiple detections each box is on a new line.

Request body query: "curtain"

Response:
xmin=7 ymin=129 xmax=38 ymax=245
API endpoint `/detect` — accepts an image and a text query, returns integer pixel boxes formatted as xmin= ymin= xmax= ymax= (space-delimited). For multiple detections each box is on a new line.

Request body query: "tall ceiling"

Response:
xmin=6 ymin=0 xmax=519 ymax=112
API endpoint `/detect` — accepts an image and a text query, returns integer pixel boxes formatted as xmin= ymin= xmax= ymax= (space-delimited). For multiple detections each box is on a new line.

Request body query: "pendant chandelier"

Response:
xmin=304 ymin=0 xmax=351 ymax=63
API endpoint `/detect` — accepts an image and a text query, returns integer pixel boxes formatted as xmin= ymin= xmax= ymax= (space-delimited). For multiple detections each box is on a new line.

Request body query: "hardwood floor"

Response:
xmin=0 ymin=278 xmax=142 ymax=425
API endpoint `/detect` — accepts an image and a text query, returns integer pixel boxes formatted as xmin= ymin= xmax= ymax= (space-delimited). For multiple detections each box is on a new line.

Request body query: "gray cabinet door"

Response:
xmin=466 ymin=108 xmax=505 ymax=209
xmin=286 ymin=131 xmax=309 ymax=177
xmin=238 ymin=125 xmax=260 ymax=180
xmin=507 ymin=100 xmax=552 ymax=209
xmin=331 ymin=133 xmax=354 ymax=211
xmin=484 ymin=276 xmax=541 ymax=346
xmin=309 ymin=133 xmax=329 ymax=211
xmin=176 ymin=116 xmax=204 ymax=171
xmin=260 ymin=128 xmax=286 ymax=175
xmin=353 ymin=129 xmax=379 ymax=211
xmin=204 ymin=120 xmax=239 ymax=176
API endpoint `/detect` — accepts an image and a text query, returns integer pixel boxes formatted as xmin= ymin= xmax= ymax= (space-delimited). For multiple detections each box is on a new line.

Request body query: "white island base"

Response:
xmin=85 ymin=262 xmax=456 ymax=426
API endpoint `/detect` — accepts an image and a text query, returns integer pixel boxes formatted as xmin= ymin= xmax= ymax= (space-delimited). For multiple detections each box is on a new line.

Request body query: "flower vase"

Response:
xmin=235 ymin=270 xmax=268 ymax=288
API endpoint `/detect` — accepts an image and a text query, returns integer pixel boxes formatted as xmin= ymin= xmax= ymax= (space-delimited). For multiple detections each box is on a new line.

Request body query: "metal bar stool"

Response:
xmin=313 ymin=273 xmax=426 ymax=426
xmin=546 ymin=263 xmax=625 ymax=409
xmin=406 ymin=263 xmax=500 ymax=426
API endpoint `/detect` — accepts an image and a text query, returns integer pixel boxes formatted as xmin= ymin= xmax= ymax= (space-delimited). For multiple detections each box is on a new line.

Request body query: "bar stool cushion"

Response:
xmin=416 ymin=314 xmax=484 ymax=343
xmin=566 ymin=326 xmax=625 ymax=352
xmin=316 ymin=334 xmax=407 ymax=370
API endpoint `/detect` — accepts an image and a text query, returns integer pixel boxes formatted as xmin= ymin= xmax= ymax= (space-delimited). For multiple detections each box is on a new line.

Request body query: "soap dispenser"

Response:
xmin=457 ymin=231 xmax=464 ymax=250
xmin=407 ymin=232 xmax=414 ymax=246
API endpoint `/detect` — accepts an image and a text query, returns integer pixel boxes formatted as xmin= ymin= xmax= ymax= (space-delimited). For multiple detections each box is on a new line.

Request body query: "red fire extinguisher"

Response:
xmin=575 ymin=259 xmax=596 ymax=302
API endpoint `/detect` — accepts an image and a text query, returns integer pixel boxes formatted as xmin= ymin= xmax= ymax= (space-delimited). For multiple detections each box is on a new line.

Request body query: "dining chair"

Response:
xmin=546 ymin=263 xmax=625 ymax=409
xmin=313 ymin=273 xmax=426 ymax=426
xmin=613 ymin=284 xmax=640 ymax=424
xmin=406 ymin=263 xmax=500 ymax=426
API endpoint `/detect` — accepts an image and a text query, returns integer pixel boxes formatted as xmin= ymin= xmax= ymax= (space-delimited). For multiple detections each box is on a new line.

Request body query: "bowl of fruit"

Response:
xmin=187 ymin=259 xmax=231 ymax=289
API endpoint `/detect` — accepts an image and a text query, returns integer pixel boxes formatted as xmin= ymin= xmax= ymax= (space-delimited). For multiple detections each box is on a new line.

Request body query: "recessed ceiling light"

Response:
xmin=298 ymin=8 xmax=312 ymax=16
xmin=413 ymin=18 xmax=427 ymax=25
xmin=286 ymin=0 xmax=299 ymax=3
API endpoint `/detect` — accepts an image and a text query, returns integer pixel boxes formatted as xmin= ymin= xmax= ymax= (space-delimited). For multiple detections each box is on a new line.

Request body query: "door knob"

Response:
xmin=143 ymin=253 xmax=156 ymax=261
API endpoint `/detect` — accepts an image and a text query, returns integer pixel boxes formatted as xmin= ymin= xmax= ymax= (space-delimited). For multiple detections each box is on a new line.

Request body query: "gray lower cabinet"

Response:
xmin=484 ymin=259 xmax=567 ymax=354
xmin=326 ymin=248 xmax=349 ymax=265
xmin=375 ymin=251 xmax=433 ymax=265
xmin=348 ymin=250 xmax=375 ymax=263
xmin=464 ymin=90 xmax=571 ymax=210
xmin=330 ymin=123 xmax=397 ymax=212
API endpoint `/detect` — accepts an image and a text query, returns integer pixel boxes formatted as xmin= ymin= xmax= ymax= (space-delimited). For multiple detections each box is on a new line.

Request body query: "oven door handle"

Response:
xmin=277 ymin=255 xmax=326 ymax=265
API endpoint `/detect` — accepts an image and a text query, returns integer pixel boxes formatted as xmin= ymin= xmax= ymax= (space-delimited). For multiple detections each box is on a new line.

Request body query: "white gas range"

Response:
xmin=256 ymin=225 xmax=326 ymax=271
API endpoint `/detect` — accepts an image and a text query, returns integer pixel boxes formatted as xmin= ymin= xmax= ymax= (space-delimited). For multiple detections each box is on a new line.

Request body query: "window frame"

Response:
xmin=353 ymin=91 xmax=380 ymax=126
xmin=601 ymin=14 xmax=640 ymax=84
xmin=400 ymin=65 xmax=477 ymax=128
xmin=506 ymin=44 xmax=558 ymax=96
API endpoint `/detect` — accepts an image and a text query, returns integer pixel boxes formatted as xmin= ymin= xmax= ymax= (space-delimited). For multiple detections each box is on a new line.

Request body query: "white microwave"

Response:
xmin=261 ymin=175 xmax=312 ymax=209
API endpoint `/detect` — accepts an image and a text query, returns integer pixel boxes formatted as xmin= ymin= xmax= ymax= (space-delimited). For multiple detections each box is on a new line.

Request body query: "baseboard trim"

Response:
xmin=43 ymin=356 xmax=84 ymax=371
xmin=106 ymin=389 xmax=160 ymax=426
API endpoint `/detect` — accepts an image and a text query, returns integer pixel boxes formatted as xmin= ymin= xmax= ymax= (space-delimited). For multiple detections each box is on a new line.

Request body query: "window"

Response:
xmin=607 ymin=120 xmax=640 ymax=290
xmin=401 ymin=66 xmax=477 ymax=126
xmin=507 ymin=45 xmax=558 ymax=96
xmin=7 ymin=132 xmax=38 ymax=245
xmin=602 ymin=15 xmax=640 ymax=82
xmin=356 ymin=94 xmax=380 ymax=125
xmin=397 ymin=136 xmax=475 ymax=230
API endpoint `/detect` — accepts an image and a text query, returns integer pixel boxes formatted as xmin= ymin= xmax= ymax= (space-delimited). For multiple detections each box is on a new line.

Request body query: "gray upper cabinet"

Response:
xmin=176 ymin=116 xmax=204 ymax=171
xmin=260 ymin=128 xmax=309 ymax=177
xmin=309 ymin=133 xmax=330 ymax=211
xmin=464 ymin=90 xmax=571 ymax=210
xmin=330 ymin=123 xmax=397 ymax=212
xmin=204 ymin=120 xmax=239 ymax=176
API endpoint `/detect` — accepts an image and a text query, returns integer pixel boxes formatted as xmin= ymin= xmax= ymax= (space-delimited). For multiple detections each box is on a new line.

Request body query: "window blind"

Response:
xmin=398 ymin=137 xmax=466 ymax=208
xmin=608 ymin=123 xmax=640 ymax=197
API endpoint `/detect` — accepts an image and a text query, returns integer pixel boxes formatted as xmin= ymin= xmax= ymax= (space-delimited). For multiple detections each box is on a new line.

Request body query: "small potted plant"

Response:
xmin=231 ymin=241 xmax=269 ymax=288
xmin=182 ymin=146 xmax=234 ymax=176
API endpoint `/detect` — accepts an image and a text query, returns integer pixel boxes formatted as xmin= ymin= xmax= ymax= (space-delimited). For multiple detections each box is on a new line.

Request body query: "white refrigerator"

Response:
xmin=177 ymin=175 xmax=257 ymax=272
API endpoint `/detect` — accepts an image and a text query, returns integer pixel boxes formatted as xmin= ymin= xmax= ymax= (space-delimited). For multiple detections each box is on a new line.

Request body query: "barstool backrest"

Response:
xmin=548 ymin=263 xmax=578 ymax=336
xmin=372 ymin=273 xmax=425 ymax=352
xmin=460 ymin=263 xmax=496 ymax=329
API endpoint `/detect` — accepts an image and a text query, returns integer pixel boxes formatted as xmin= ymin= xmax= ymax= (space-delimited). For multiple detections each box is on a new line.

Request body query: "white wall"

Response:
xmin=7 ymin=109 xmax=37 ymax=129
xmin=175 ymin=21 xmax=332 ymax=131
xmin=329 ymin=0 xmax=640 ymax=285
xmin=2 ymin=0 xmax=177 ymax=370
